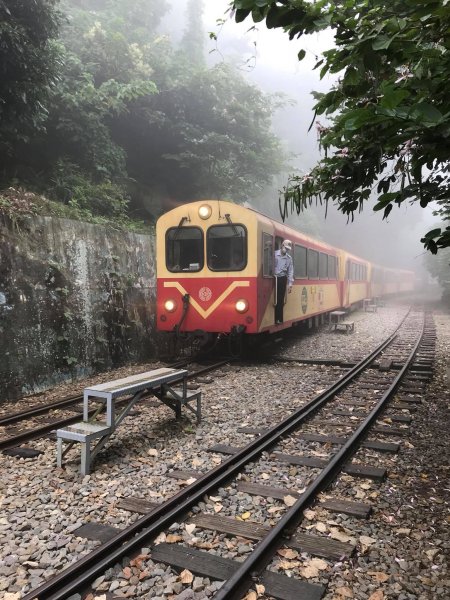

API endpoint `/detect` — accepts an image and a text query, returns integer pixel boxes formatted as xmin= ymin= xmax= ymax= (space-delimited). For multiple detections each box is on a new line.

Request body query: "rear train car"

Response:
xmin=339 ymin=250 xmax=371 ymax=309
xmin=370 ymin=264 xmax=416 ymax=298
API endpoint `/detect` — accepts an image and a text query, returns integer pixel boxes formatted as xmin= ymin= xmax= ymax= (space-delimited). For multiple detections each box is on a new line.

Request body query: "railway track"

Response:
xmin=0 ymin=360 xmax=231 ymax=452
xmin=20 ymin=309 xmax=435 ymax=600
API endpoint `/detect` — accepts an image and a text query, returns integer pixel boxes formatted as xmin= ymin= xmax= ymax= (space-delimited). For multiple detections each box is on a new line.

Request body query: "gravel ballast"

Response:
xmin=0 ymin=302 xmax=448 ymax=600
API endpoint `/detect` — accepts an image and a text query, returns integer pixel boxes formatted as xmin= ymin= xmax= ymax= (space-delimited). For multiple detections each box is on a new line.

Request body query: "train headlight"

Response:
xmin=198 ymin=204 xmax=212 ymax=220
xmin=164 ymin=299 xmax=177 ymax=312
xmin=235 ymin=299 xmax=249 ymax=313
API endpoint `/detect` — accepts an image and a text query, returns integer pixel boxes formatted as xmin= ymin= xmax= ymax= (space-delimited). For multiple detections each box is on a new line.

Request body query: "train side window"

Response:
xmin=319 ymin=252 xmax=328 ymax=279
xmin=328 ymin=255 xmax=337 ymax=279
xmin=207 ymin=224 xmax=247 ymax=271
xmin=294 ymin=244 xmax=307 ymax=278
xmin=263 ymin=233 xmax=273 ymax=276
xmin=307 ymin=249 xmax=319 ymax=278
xmin=166 ymin=227 xmax=204 ymax=272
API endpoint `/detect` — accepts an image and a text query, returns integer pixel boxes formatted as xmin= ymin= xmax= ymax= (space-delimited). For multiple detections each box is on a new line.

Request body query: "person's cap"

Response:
xmin=282 ymin=239 xmax=292 ymax=250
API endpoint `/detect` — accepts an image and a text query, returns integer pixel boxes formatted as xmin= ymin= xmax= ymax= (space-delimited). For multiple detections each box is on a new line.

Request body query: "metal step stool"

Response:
xmin=56 ymin=422 xmax=112 ymax=476
xmin=55 ymin=367 xmax=196 ymax=475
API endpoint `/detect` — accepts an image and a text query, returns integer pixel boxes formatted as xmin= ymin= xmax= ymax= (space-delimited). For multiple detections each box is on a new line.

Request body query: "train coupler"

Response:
xmin=231 ymin=324 xmax=246 ymax=335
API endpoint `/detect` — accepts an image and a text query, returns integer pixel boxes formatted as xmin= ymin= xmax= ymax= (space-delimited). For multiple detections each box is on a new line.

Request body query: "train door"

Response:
xmin=273 ymin=236 xmax=284 ymax=319
xmin=345 ymin=259 xmax=351 ymax=307
xmin=260 ymin=232 xmax=275 ymax=327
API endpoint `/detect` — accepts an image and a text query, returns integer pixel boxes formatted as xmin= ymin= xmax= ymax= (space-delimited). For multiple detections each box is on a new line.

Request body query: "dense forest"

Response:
xmin=0 ymin=0 xmax=287 ymax=229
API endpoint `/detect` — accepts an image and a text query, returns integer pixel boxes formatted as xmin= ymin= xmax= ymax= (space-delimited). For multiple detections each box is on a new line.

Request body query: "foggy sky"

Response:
xmin=163 ymin=1 xmax=435 ymax=274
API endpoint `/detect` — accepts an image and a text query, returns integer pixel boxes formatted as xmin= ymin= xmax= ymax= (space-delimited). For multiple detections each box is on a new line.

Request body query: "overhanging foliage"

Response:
xmin=232 ymin=0 xmax=450 ymax=252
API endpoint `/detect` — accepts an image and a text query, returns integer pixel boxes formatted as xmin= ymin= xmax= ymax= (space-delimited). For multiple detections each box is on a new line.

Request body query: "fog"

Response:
xmin=198 ymin=0 xmax=432 ymax=274
xmin=152 ymin=0 xmax=433 ymax=274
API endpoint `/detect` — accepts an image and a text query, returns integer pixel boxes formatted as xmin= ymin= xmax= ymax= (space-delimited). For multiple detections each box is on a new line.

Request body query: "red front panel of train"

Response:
xmin=157 ymin=277 xmax=259 ymax=334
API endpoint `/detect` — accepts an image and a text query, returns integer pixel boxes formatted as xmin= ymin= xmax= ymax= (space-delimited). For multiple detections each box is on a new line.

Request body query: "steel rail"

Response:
xmin=0 ymin=362 xmax=193 ymax=427
xmin=0 ymin=394 xmax=84 ymax=427
xmin=21 ymin=325 xmax=403 ymax=600
xmin=0 ymin=361 xmax=230 ymax=452
xmin=216 ymin=313 xmax=426 ymax=599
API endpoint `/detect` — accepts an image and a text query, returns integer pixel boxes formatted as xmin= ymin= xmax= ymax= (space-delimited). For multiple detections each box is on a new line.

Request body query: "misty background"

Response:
xmin=3 ymin=0 xmax=439 ymax=278
xmin=198 ymin=0 xmax=434 ymax=274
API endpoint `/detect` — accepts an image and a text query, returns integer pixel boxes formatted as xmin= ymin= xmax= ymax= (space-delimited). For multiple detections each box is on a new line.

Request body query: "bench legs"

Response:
xmin=157 ymin=384 xmax=202 ymax=424
xmin=56 ymin=437 xmax=63 ymax=468
xmin=158 ymin=392 xmax=202 ymax=423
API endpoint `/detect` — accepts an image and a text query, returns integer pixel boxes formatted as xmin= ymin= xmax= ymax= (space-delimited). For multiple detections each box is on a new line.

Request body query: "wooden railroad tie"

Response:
xmin=151 ymin=542 xmax=326 ymax=600
xmin=206 ymin=445 xmax=388 ymax=480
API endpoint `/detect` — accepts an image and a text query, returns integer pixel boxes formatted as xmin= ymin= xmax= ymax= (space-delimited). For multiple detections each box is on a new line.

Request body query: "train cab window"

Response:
xmin=328 ymin=255 xmax=337 ymax=279
xmin=166 ymin=227 xmax=204 ymax=272
xmin=307 ymin=249 xmax=319 ymax=278
xmin=294 ymin=245 xmax=307 ymax=278
xmin=207 ymin=224 xmax=247 ymax=271
xmin=263 ymin=233 xmax=273 ymax=276
xmin=319 ymin=252 xmax=328 ymax=279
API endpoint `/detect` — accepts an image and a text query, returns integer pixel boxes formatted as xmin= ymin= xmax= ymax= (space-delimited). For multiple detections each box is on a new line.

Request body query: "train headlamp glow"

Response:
xmin=164 ymin=299 xmax=177 ymax=312
xmin=235 ymin=299 xmax=249 ymax=313
xmin=198 ymin=204 xmax=212 ymax=220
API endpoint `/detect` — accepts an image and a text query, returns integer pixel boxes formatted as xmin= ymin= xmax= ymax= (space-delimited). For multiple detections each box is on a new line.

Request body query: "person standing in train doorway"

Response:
xmin=274 ymin=239 xmax=294 ymax=324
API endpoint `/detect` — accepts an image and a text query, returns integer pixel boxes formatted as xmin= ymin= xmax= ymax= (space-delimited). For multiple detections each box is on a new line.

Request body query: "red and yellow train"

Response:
xmin=156 ymin=200 xmax=415 ymax=342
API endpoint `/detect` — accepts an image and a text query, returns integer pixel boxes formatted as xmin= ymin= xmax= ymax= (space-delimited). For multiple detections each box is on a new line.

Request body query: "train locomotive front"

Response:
xmin=156 ymin=201 xmax=263 ymax=345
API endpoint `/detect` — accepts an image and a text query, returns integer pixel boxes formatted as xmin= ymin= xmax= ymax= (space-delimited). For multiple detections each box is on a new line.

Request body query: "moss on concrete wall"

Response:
xmin=0 ymin=214 xmax=157 ymax=400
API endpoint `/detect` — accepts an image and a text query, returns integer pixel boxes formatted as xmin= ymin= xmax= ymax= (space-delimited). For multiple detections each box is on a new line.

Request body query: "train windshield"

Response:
xmin=207 ymin=224 xmax=247 ymax=271
xmin=166 ymin=227 xmax=203 ymax=272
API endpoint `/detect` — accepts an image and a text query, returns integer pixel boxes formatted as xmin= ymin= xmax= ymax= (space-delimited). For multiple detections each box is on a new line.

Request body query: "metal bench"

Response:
xmin=329 ymin=310 xmax=347 ymax=331
xmin=335 ymin=320 xmax=355 ymax=334
xmin=56 ymin=367 xmax=201 ymax=475
xmin=363 ymin=299 xmax=377 ymax=312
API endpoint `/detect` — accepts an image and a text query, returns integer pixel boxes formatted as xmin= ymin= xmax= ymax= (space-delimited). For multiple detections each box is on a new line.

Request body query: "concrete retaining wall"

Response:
xmin=0 ymin=215 xmax=157 ymax=401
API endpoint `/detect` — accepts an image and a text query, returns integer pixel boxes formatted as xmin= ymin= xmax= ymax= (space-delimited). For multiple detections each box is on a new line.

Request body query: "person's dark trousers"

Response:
xmin=275 ymin=275 xmax=287 ymax=323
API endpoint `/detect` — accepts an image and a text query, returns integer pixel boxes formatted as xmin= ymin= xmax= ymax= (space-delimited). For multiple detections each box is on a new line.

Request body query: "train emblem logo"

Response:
xmin=199 ymin=287 xmax=212 ymax=302
xmin=301 ymin=287 xmax=308 ymax=314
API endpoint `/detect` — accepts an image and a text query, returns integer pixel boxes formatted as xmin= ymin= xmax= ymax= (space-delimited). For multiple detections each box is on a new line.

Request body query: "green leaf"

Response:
xmin=235 ymin=9 xmax=252 ymax=23
xmin=372 ymin=33 xmax=397 ymax=51
xmin=343 ymin=108 xmax=373 ymax=131
xmin=252 ymin=8 xmax=266 ymax=22
xmin=373 ymin=192 xmax=398 ymax=211
xmin=298 ymin=49 xmax=306 ymax=61
xmin=409 ymin=103 xmax=444 ymax=126
xmin=343 ymin=67 xmax=360 ymax=86
xmin=379 ymin=88 xmax=409 ymax=110
xmin=383 ymin=204 xmax=393 ymax=219
xmin=423 ymin=228 xmax=442 ymax=239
